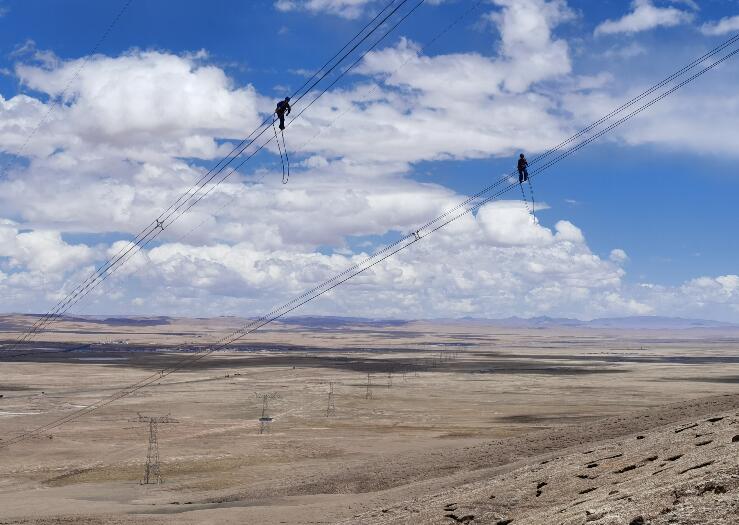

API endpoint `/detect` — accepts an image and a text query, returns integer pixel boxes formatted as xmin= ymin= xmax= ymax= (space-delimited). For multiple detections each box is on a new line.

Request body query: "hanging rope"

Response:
xmin=519 ymin=180 xmax=534 ymax=220
xmin=281 ymin=127 xmax=291 ymax=185
xmin=527 ymin=178 xmax=536 ymax=222
xmin=518 ymin=177 xmax=536 ymax=223
xmin=272 ymin=117 xmax=288 ymax=184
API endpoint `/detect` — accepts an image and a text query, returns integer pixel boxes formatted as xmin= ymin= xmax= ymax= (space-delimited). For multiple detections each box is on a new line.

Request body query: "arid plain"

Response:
xmin=1 ymin=315 xmax=738 ymax=524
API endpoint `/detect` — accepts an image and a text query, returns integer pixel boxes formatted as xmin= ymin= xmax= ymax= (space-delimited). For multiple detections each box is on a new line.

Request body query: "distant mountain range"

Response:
xmin=0 ymin=314 xmax=173 ymax=328
xmin=437 ymin=315 xmax=739 ymax=330
xmin=2 ymin=314 xmax=737 ymax=330
xmin=277 ymin=315 xmax=739 ymax=330
xmin=282 ymin=315 xmax=739 ymax=330
xmin=279 ymin=315 xmax=410 ymax=328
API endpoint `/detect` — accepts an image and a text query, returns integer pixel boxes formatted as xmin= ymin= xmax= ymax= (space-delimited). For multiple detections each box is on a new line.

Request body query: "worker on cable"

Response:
xmin=517 ymin=153 xmax=529 ymax=183
xmin=275 ymin=97 xmax=291 ymax=130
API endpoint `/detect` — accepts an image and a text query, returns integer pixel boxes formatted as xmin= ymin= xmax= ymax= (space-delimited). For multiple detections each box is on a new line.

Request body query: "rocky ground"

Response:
xmin=344 ymin=395 xmax=739 ymax=524
xmin=1 ymin=395 xmax=736 ymax=524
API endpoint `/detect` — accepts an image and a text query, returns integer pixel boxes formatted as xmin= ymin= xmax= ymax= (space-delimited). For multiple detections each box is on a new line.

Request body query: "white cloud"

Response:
xmin=275 ymin=0 xmax=383 ymax=19
xmin=478 ymin=202 xmax=550 ymax=246
xmin=5 ymin=50 xmax=263 ymax=164
xmin=595 ymin=0 xmax=694 ymax=36
xmin=74 ymin=200 xmax=635 ymax=320
xmin=609 ymin=248 xmax=629 ymax=264
xmin=701 ymin=15 xmax=739 ymax=36
xmin=274 ymin=0 xmax=446 ymax=19
xmin=0 ymin=220 xmax=96 ymax=274
xmin=601 ymin=42 xmax=647 ymax=60
xmin=627 ymin=274 xmax=739 ymax=321
xmin=485 ymin=0 xmax=575 ymax=92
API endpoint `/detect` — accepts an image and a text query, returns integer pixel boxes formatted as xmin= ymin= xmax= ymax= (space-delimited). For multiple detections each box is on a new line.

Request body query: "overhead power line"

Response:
xmin=1 ymin=0 xmax=480 ymax=363
xmin=3 ymin=35 xmax=736 ymax=448
xmin=59 ymin=21 xmax=739 ymax=342
xmin=4 ymin=0 xmax=423 ymax=354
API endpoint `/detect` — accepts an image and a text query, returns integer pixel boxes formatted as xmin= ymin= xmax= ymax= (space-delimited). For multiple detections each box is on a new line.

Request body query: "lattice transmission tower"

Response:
xmin=255 ymin=392 xmax=279 ymax=434
xmin=144 ymin=419 xmax=161 ymax=484
xmin=326 ymin=381 xmax=336 ymax=417
xmin=133 ymin=413 xmax=178 ymax=485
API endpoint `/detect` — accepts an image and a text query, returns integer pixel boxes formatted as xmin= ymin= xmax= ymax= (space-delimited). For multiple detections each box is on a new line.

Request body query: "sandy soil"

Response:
xmin=1 ymin=316 xmax=738 ymax=523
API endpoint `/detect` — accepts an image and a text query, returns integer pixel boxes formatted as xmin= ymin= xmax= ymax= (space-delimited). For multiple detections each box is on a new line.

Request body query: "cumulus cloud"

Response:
xmin=0 ymin=50 xmax=269 ymax=236
xmin=275 ymin=0 xmax=377 ymax=19
xmin=80 ymin=199 xmax=636 ymax=320
xmin=701 ymin=15 xmax=739 ymax=36
xmin=626 ymin=275 xmax=739 ymax=322
xmin=487 ymin=0 xmax=575 ymax=89
xmin=609 ymin=248 xmax=629 ymax=264
xmin=4 ymin=50 xmax=263 ymax=164
xmin=0 ymin=220 xmax=99 ymax=312
xmin=595 ymin=0 xmax=694 ymax=36
xmin=601 ymin=42 xmax=647 ymax=60
xmin=0 ymin=220 xmax=96 ymax=274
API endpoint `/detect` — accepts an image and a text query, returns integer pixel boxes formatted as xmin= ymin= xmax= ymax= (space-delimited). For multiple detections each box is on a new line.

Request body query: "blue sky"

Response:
xmin=1 ymin=0 xmax=739 ymax=320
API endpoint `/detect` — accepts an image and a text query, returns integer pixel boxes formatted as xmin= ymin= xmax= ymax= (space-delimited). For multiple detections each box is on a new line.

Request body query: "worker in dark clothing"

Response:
xmin=517 ymin=153 xmax=529 ymax=183
xmin=275 ymin=97 xmax=291 ymax=130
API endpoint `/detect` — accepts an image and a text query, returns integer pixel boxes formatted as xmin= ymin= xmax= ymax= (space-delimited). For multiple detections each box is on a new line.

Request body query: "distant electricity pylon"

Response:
xmin=133 ymin=413 xmax=178 ymax=485
xmin=144 ymin=420 xmax=161 ymax=484
xmin=387 ymin=370 xmax=392 ymax=389
xmin=255 ymin=392 xmax=279 ymax=434
xmin=365 ymin=373 xmax=373 ymax=400
xmin=326 ymin=382 xmax=336 ymax=417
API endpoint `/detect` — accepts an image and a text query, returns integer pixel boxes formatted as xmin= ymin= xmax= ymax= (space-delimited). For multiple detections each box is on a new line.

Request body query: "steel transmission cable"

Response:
xmin=3 ymin=38 xmax=736 ymax=449
xmin=219 ymin=42 xmax=739 ymax=348
xmin=19 ymin=0 xmax=429 ymax=346
xmin=131 ymin=0 xmax=487 ymax=278
xmin=212 ymin=31 xmax=739 ymax=286
xmin=8 ymin=0 xmax=475 ymax=358
xmin=129 ymin=0 xmax=406 ymax=227
xmin=7 ymin=0 xmax=410 ymax=350
xmin=10 ymin=0 xmax=424 ymax=351
xmin=215 ymin=34 xmax=739 ymax=331
xmin=43 ymin=32 xmax=736 ymax=356
xmin=4 ymin=0 xmax=420 ymax=353
xmin=153 ymin=0 xmax=429 ymax=237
